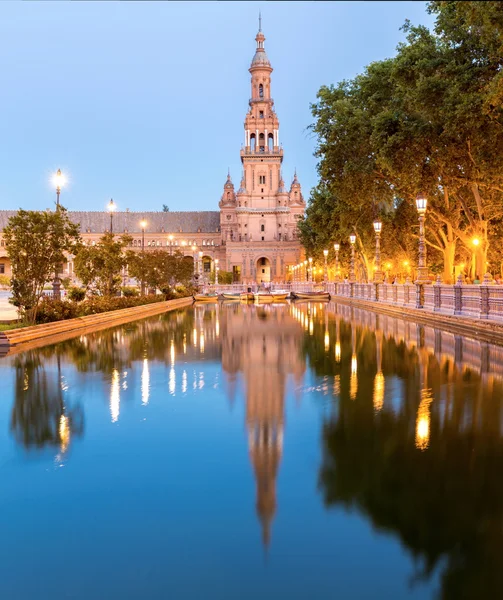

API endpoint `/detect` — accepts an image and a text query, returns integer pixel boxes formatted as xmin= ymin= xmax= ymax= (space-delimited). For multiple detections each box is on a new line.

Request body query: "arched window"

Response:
xmin=268 ymin=134 xmax=274 ymax=152
xmin=261 ymin=224 xmax=265 ymax=232
xmin=259 ymin=84 xmax=264 ymax=98
xmin=227 ymin=192 xmax=230 ymax=200
xmin=250 ymin=134 xmax=256 ymax=152
xmin=259 ymin=133 xmax=265 ymax=153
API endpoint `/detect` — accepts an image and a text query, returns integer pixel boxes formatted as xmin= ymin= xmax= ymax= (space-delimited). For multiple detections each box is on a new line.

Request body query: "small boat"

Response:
xmin=193 ymin=294 xmax=219 ymax=303
xmin=254 ymin=293 xmax=275 ymax=303
xmin=292 ymin=291 xmax=331 ymax=301
xmin=272 ymin=293 xmax=289 ymax=301
xmin=240 ymin=292 xmax=255 ymax=302
xmin=221 ymin=293 xmax=241 ymax=300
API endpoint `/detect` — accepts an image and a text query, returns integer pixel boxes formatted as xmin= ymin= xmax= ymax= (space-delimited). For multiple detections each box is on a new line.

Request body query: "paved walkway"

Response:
xmin=0 ymin=291 xmax=19 ymax=321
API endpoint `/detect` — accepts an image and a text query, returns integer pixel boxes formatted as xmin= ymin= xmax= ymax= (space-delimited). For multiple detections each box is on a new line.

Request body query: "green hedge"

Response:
xmin=35 ymin=294 xmax=182 ymax=324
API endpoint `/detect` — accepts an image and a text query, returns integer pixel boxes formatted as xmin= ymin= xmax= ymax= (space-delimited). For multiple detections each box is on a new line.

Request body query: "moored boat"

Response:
xmin=240 ymin=292 xmax=255 ymax=302
xmin=221 ymin=293 xmax=241 ymax=300
xmin=254 ymin=293 xmax=275 ymax=303
xmin=292 ymin=291 xmax=331 ymax=301
xmin=272 ymin=293 xmax=289 ymax=301
xmin=193 ymin=294 xmax=219 ymax=303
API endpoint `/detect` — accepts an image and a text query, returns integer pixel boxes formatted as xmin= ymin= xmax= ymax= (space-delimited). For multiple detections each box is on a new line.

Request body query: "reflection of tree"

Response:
xmin=318 ymin=340 xmax=503 ymax=600
xmin=11 ymin=350 xmax=84 ymax=450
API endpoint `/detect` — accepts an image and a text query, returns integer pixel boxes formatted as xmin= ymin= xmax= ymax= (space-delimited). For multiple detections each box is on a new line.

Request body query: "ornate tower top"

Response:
xmin=250 ymin=14 xmax=272 ymax=73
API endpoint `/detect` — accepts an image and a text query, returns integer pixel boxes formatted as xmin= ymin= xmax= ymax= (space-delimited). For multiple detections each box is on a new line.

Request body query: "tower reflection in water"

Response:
xmin=220 ymin=302 xmax=306 ymax=546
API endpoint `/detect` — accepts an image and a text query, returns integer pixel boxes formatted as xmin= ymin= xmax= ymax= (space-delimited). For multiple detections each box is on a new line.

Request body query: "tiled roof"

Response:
xmin=0 ymin=210 xmax=221 ymax=234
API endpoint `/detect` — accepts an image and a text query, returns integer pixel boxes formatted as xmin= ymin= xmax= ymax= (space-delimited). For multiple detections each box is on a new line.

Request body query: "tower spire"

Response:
xmin=259 ymin=10 xmax=262 ymax=32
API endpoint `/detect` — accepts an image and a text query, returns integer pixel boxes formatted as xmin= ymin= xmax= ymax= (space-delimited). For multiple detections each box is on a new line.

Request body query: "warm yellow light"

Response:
xmin=472 ymin=237 xmax=480 ymax=247
xmin=52 ymin=168 xmax=66 ymax=190
xmin=403 ymin=260 xmax=409 ymax=267
xmin=386 ymin=262 xmax=392 ymax=269
xmin=141 ymin=358 xmax=150 ymax=405
xmin=215 ymin=258 xmax=219 ymax=264
xmin=110 ymin=368 xmax=120 ymax=423
xmin=459 ymin=263 xmax=465 ymax=269
xmin=323 ymin=249 xmax=328 ymax=257
xmin=59 ymin=415 xmax=70 ymax=454
xmin=198 ymin=251 xmax=203 ymax=258
xmin=168 ymin=234 xmax=173 ymax=241
xmin=373 ymin=371 xmax=384 ymax=411
xmin=415 ymin=389 xmax=433 ymax=451
xmin=140 ymin=220 xmax=147 ymax=229
xmin=334 ymin=243 xmax=340 ymax=252
xmin=324 ymin=331 xmax=330 ymax=351
xmin=181 ymin=240 xmax=187 ymax=246
xmin=335 ymin=342 xmax=341 ymax=362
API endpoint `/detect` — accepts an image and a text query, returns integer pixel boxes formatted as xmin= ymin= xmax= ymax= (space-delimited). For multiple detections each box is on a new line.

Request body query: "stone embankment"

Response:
xmin=0 ymin=296 xmax=193 ymax=356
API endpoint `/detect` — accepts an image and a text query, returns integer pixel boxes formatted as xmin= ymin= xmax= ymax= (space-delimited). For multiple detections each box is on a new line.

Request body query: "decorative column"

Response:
xmin=334 ymin=243 xmax=340 ymax=283
xmin=349 ymin=235 xmax=356 ymax=282
xmin=373 ymin=220 xmax=383 ymax=283
xmin=415 ymin=193 xmax=429 ymax=309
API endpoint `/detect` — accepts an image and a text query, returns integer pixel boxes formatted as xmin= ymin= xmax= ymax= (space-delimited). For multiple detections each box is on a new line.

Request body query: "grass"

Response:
xmin=0 ymin=322 xmax=26 ymax=332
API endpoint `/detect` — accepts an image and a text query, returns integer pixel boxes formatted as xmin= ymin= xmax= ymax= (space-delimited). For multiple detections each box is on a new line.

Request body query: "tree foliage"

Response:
xmin=74 ymin=232 xmax=131 ymax=296
xmin=302 ymin=1 xmax=503 ymax=282
xmin=126 ymin=249 xmax=194 ymax=293
xmin=3 ymin=208 xmax=81 ymax=322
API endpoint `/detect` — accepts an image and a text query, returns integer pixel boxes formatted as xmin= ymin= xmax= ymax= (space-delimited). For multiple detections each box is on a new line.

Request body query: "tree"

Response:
xmin=3 ymin=208 xmax=81 ymax=322
xmin=305 ymin=2 xmax=503 ymax=283
xmin=162 ymin=204 xmax=170 ymax=212
xmin=126 ymin=249 xmax=194 ymax=293
xmin=74 ymin=232 xmax=131 ymax=296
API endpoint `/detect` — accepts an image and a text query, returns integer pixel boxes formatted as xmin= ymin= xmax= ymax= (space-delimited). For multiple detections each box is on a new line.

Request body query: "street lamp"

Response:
xmin=308 ymin=257 xmax=313 ymax=283
xmin=198 ymin=251 xmax=203 ymax=281
xmin=415 ymin=193 xmax=429 ymax=283
xmin=52 ymin=168 xmax=65 ymax=299
xmin=334 ymin=243 xmax=340 ymax=282
xmin=140 ymin=220 xmax=147 ymax=295
xmin=373 ymin=220 xmax=383 ymax=283
xmin=349 ymin=234 xmax=356 ymax=282
xmin=215 ymin=258 xmax=219 ymax=285
xmin=191 ymin=245 xmax=197 ymax=278
xmin=303 ymin=260 xmax=308 ymax=283
xmin=108 ymin=198 xmax=116 ymax=233
xmin=168 ymin=234 xmax=174 ymax=255
xmin=323 ymin=249 xmax=328 ymax=283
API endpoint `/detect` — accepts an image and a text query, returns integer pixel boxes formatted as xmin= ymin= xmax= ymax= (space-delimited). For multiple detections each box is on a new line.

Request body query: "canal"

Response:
xmin=0 ymin=301 xmax=502 ymax=600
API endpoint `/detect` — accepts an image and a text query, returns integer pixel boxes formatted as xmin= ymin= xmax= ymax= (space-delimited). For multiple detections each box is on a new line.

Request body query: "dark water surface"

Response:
xmin=0 ymin=301 xmax=502 ymax=600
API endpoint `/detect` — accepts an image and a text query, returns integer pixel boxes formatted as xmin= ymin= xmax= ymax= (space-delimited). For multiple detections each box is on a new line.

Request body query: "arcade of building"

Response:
xmin=0 ymin=23 xmax=306 ymax=285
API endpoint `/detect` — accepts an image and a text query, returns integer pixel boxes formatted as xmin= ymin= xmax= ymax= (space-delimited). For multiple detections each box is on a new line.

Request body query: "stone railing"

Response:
xmin=291 ymin=275 xmax=503 ymax=323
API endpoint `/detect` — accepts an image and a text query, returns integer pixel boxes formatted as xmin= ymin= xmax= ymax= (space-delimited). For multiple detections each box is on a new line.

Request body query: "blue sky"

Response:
xmin=0 ymin=1 xmax=434 ymax=213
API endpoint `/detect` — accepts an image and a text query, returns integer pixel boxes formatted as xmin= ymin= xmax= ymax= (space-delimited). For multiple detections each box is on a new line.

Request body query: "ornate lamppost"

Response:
xmin=334 ymin=243 xmax=340 ymax=282
xmin=415 ymin=193 xmax=429 ymax=283
xmin=191 ymin=245 xmax=197 ymax=278
xmin=140 ymin=219 xmax=147 ymax=295
xmin=108 ymin=198 xmax=116 ymax=233
xmin=373 ymin=219 xmax=383 ymax=283
xmin=349 ymin=234 xmax=356 ymax=282
xmin=198 ymin=251 xmax=203 ymax=282
xmin=323 ymin=249 xmax=328 ymax=283
xmin=308 ymin=257 xmax=313 ymax=283
xmin=52 ymin=168 xmax=65 ymax=300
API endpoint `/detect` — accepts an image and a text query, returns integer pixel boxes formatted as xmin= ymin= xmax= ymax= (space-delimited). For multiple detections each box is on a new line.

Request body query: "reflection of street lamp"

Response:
xmin=334 ymin=243 xmax=340 ymax=282
xmin=108 ymin=198 xmax=116 ymax=233
xmin=52 ymin=168 xmax=65 ymax=300
xmin=373 ymin=220 xmax=382 ymax=283
xmin=415 ymin=193 xmax=429 ymax=283
xmin=140 ymin=220 xmax=147 ymax=295
xmin=349 ymin=235 xmax=356 ymax=282
xmin=323 ymin=249 xmax=328 ymax=283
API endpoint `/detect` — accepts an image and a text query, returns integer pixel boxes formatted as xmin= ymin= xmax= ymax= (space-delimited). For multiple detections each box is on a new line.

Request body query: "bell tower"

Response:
xmin=240 ymin=17 xmax=282 ymax=215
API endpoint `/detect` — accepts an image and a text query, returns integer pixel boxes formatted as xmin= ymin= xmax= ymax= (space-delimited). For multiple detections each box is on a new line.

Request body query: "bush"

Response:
xmin=121 ymin=286 xmax=139 ymax=297
xmin=0 ymin=274 xmax=11 ymax=288
xmin=35 ymin=298 xmax=79 ymax=324
xmin=68 ymin=287 xmax=86 ymax=302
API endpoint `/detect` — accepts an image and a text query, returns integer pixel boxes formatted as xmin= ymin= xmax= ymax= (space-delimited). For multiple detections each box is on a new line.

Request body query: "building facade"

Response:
xmin=0 ymin=23 xmax=304 ymax=284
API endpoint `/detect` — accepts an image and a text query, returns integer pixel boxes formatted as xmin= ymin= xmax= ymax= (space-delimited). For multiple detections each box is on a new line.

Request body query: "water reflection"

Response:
xmin=3 ymin=301 xmax=503 ymax=598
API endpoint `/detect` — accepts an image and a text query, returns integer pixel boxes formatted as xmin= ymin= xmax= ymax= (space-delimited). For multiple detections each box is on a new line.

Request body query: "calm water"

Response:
xmin=0 ymin=301 xmax=502 ymax=600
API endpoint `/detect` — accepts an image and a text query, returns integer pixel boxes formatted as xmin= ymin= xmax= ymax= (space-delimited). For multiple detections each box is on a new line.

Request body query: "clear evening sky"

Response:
xmin=0 ymin=1 xmax=434 ymax=213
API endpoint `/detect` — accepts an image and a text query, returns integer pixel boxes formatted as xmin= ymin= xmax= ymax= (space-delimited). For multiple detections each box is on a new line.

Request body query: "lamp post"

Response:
xmin=323 ymin=249 xmax=328 ymax=284
xmin=192 ymin=245 xmax=197 ymax=278
xmin=373 ymin=220 xmax=383 ymax=283
xmin=198 ymin=251 xmax=203 ymax=281
xmin=108 ymin=198 xmax=116 ymax=233
xmin=415 ymin=193 xmax=429 ymax=283
xmin=215 ymin=258 xmax=219 ymax=286
xmin=140 ymin=220 xmax=147 ymax=295
xmin=308 ymin=257 xmax=313 ymax=284
xmin=349 ymin=234 xmax=356 ymax=282
xmin=334 ymin=243 xmax=340 ymax=282
xmin=52 ymin=168 xmax=65 ymax=300
xmin=303 ymin=260 xmax=308 ymax=283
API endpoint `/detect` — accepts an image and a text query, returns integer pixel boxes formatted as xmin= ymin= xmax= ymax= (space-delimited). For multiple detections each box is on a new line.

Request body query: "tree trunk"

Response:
xmin=443 ymin=240 xmax=456 ymax=284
